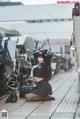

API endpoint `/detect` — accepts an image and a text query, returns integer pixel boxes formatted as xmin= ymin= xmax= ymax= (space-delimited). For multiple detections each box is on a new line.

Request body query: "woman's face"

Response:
xmin=38 ymin=56 xmax=44 ymax=64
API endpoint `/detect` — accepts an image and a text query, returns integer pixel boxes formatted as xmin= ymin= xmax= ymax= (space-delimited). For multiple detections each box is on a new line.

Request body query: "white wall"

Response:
xmin=74 ymin=17 xmax=80 ymax=67
xmin=0 ymin=4 xmax=73 ymax=21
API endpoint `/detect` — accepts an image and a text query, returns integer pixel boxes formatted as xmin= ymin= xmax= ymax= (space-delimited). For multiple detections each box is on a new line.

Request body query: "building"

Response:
xmin=0 ymin=0 xmax=10 ymax=2
xmin=0 ymin=0 xmax=23 ymax=6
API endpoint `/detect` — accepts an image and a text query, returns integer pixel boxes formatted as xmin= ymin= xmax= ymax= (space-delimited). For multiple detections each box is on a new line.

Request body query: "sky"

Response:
xmin=11 ymin=0 xmax=57 ymax=5
xmin=11 ymin=0 xmax=80 ymax=5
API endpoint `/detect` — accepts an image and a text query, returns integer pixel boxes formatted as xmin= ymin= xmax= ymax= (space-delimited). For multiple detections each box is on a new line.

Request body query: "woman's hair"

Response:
xmin=34 ymin=49 xmax=52 ymax=65
xmin=38 ymin=52 xmax=46 ymax=59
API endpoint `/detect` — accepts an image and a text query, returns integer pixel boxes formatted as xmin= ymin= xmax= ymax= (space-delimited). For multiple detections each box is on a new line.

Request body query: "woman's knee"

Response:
xmin=25 ymin=93 xmax=38 ymax=101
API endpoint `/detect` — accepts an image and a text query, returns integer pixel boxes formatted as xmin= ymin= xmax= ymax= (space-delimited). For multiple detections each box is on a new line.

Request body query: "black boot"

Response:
xmin=10 ymin=95 xmax=17 ymax=103
xmin=5 ymin=94 xmax=13 ymax=103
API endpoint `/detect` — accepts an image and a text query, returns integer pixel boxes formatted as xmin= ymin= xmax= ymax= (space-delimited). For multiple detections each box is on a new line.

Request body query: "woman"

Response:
xmin=25 ymin=51 xmax=55 ymax=101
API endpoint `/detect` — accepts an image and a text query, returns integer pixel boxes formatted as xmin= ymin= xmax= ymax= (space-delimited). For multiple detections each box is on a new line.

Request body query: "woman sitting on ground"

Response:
xmin=25 ymin=51 xmax=55 ymax=101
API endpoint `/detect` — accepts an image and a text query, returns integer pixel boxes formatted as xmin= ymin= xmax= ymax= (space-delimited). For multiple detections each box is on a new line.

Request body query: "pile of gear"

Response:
xmin=5 ymin=72 xmax=19 ymax=103
xmin=0 ymin=35 xmax=13 ymax=97
xmin=0 ymin=35 xmax=18 ymax=103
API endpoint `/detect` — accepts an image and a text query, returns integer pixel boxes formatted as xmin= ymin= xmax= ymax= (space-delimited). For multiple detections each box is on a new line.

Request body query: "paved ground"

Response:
xmin=0 ymin=68 xmax=80 ymax=119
